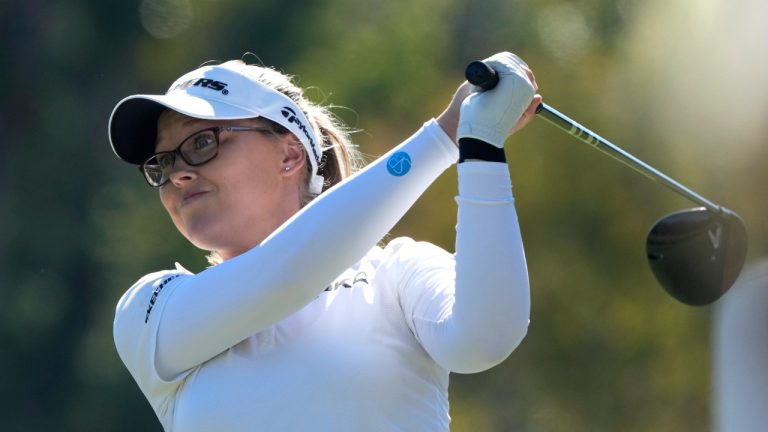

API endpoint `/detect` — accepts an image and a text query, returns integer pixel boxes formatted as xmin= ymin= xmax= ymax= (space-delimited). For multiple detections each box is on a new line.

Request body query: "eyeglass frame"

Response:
xmin=139 ymin=125 xmax=278 ymax=187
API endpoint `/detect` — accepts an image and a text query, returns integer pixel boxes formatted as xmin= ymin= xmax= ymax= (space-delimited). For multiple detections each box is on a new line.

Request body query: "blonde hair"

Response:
xmin=206 ymin=59 xmax=365 ymax=265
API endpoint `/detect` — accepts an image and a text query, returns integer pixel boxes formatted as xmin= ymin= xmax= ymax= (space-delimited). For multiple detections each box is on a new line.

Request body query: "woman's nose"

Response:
xmin=167 ymin=158 xmax=198 ymax=186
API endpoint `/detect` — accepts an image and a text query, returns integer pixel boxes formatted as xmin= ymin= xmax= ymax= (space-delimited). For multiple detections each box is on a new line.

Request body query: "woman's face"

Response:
xmin=155 ymin=111 xmax=306 ymax=260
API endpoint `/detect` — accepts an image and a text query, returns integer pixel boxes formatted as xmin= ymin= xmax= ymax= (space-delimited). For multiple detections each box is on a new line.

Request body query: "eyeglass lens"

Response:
xmin=142 ymin=129 xmax=219 ymax=186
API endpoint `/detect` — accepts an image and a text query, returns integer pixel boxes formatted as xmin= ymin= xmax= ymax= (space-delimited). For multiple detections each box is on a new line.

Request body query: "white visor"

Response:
xmin=108 ymin=61 xmax=325 ymax=194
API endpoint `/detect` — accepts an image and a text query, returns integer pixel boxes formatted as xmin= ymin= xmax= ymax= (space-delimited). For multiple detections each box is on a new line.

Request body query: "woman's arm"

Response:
xmin=401 ymin=161 xmax=530 ymax=373
xmin=394 ymin=52 xmax=539 ymax=372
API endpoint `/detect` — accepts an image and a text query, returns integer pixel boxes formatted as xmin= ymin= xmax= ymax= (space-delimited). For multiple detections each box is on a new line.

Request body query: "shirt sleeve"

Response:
xmin=119 ymin=120 xmax=459 ymax=381
xmin=387 ymin=161 xmax=530 ymax=374
xmin=112 ymin=265 xmax=192 ymax=429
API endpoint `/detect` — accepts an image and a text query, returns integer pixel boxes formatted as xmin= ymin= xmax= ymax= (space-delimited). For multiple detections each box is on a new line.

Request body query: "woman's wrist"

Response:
xmin=436 ymin=81 xmax=473 ymax=147
xmin=435 ymin=110 xmax=459 ymax=146
xmin=458 ymin=138 xmax=507 ymax=163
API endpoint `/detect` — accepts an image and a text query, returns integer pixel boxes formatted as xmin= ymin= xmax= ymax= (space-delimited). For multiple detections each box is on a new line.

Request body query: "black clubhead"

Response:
xmin=646 ymin=207 xmax=748 ymax=306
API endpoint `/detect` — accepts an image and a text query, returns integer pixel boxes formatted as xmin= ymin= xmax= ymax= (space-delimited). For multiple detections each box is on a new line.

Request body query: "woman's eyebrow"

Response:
xmin=155 ymin=118 xmax=209 ymax=150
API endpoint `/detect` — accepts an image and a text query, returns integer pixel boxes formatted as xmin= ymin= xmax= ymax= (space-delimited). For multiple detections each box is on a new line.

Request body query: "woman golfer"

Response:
xmin=111 ymin=51 xmax=540 ymax=431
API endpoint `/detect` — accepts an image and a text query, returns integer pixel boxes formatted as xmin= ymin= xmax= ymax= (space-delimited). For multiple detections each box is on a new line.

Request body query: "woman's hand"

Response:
xmin=437 ymin=52 xmax=542 ymax=147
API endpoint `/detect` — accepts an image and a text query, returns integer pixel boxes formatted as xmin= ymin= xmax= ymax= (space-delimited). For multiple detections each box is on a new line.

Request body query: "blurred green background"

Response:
xmin=1 ymin=0 xmax=766 ymax=430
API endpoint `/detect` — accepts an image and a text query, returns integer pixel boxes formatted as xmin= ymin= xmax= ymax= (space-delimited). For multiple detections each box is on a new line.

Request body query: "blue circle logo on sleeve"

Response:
xmin=386 ymin=152 xmax=411 ymax=176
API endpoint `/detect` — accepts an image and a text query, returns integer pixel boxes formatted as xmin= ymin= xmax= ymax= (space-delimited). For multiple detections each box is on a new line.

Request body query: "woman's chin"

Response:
xmin=177 ymin=213 xmax=268 ymax=258
xmin=182 ymin=220 xmax=229 ymax=251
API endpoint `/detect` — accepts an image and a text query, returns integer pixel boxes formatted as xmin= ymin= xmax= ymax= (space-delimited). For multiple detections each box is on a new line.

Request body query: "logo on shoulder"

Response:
xmin=171 ymin=78 xmax=230 ymax=95
xmin=145 ymin=274 xmax=181 ymax=323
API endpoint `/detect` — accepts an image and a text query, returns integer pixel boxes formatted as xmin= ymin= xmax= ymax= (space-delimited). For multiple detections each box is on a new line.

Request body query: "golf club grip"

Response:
xmin=465 ymin=60 xmax=500 ymax=91
xmin=463 ymin=61 xmax=722 ymax=213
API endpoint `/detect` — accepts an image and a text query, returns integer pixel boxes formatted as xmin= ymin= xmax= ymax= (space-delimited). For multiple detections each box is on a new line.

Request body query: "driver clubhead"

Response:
xmin=646 ymin=207 xmax=748 ymax=306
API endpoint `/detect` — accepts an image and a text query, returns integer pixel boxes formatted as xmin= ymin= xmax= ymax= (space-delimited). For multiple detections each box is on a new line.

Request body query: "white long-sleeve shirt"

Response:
xmin=113 ymin=120 xmax=530 ymax=431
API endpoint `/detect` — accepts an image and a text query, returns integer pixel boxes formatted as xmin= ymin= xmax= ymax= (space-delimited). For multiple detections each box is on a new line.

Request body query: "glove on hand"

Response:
xmin=457 ymin=52 xmax=536 ymax=148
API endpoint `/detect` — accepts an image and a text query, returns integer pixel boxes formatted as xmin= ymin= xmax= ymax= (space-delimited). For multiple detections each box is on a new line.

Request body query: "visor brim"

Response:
xmin=108 ymin=93 xmax=257 ymax=165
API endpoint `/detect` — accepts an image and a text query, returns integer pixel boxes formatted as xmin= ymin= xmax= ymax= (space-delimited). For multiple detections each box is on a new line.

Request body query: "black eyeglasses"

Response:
xmin=140 ymin=125 xmax=274 ymax=187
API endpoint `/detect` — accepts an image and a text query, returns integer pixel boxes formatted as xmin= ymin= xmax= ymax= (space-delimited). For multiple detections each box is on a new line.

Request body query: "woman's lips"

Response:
xmin=181 ymin=190 xmax=210 ymax=207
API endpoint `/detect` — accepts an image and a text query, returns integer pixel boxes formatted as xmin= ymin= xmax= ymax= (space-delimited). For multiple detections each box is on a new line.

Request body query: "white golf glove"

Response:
xmin=457 ymin=52 xmax=536 ymax=148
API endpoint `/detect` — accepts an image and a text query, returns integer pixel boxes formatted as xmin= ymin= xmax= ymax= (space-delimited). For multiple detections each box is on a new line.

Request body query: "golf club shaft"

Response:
xmin=534 ymin=103 xmax=721 ymax=213
xmin=465 ymin=60 xmax=723 ymax=213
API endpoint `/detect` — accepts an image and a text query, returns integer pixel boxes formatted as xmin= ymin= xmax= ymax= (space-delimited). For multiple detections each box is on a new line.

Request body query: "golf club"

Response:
xmin=465 ymin=60 xmax=748 ymax=306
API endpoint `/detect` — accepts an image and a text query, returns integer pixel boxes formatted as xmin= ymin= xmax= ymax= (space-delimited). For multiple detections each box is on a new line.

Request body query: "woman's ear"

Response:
xmin=279 ymin=138 xmax=306 ymax=176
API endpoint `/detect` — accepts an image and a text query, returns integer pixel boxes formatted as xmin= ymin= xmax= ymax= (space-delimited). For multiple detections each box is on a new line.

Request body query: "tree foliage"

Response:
xmin=1 ymin=0 xmax=766 ymax=430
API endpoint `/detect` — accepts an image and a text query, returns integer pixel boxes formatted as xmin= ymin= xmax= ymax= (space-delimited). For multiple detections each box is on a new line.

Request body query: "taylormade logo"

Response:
xmin=281 ymin=107 xmax=320 ymax=163
xmin=171 ymin=78 xmax=230 ymax=95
